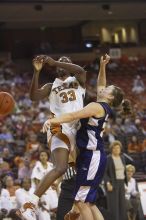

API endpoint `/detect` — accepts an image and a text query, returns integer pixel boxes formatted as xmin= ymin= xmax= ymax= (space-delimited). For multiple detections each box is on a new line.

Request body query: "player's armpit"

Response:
xmin=74 ymin=70 xmax=86 ymax=88
xmin=30 ymin=83 xmax=52 ymax=101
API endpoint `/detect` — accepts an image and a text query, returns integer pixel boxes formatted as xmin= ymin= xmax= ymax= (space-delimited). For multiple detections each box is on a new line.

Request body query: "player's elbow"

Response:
xmin=29 ymin=93 xmax=40 ymax=101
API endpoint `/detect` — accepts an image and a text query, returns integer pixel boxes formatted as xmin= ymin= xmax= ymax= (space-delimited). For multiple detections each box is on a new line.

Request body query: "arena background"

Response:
xmin=0 ymin=0 xmax=146 ymax=220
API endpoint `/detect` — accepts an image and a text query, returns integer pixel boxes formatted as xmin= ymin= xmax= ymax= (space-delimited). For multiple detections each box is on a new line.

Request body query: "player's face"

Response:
xmin=98 ymin=85 xmax=114 ymax=99
xmin=57 ymin=57 xmax=72 ymax=77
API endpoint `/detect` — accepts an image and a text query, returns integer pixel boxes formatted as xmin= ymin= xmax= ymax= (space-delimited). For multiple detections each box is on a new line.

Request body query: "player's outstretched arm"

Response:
xmin=42 ymin=103 xmax=105 ymax=133
xmin=29 ymin=57 xmax=52 ymax=101
xmin=97 ymin=54 xmax=110 ymax=94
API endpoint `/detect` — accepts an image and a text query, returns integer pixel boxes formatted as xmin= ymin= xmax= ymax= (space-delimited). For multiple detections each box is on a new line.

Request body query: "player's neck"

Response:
xmin=97 ymin=98 xmax=109 ymax=103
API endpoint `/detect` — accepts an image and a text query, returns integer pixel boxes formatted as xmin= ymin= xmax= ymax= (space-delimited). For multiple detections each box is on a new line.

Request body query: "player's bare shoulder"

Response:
xmin=89 ymin=102 xmax=105 ymax=118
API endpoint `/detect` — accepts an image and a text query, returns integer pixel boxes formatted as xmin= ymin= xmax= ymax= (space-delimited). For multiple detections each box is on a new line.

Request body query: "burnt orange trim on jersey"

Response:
xmin=49 ymin=112 xmax=62 ymax=134
xmin=48 ymin=112 xmax=76 ymax=163
xmin=47 ymin=131 xmax=77 ymax=164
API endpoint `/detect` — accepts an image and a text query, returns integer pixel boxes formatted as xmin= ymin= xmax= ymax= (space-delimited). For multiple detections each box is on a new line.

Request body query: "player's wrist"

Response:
xmin=100 ymin=63 xmax=106 ymax=67
xmin=34 ymin=69 xmax=40 ymax=74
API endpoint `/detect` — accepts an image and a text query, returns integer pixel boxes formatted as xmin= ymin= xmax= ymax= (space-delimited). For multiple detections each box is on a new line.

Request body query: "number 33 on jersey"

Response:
xmin=49 ymin=76 xmax=85 ymax=117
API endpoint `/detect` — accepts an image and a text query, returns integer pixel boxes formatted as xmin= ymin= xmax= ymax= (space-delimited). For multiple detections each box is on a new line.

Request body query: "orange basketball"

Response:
xmin=0 ymin=92 xmax=15 ymax=116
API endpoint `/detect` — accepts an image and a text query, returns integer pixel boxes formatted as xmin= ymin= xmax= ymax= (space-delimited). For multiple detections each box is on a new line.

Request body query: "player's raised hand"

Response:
xmin=42 ymin=119 xmax=51 ymax=133
xmin=34 ymin=55 xmax=56 ymax=67
xmin=32 ymin=57 xmax=44 ymax=72
xmin=100 ymin=54 xmax=110 ymax=66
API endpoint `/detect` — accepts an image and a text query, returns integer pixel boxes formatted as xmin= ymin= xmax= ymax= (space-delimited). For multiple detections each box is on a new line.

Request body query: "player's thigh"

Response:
xmin=51 ymin=133 xmax=70 ymax=152
xmin=51 ymin=147 xmax=69 ymax=169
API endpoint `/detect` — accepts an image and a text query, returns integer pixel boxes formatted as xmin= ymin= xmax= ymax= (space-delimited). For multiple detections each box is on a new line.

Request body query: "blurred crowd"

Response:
xmin=0 ymin=55 xmax=146 ymax=220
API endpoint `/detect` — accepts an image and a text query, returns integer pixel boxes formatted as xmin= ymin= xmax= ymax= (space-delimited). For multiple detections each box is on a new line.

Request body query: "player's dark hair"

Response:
xmin=121 ymin=99 xmax=132 ymax=115
xmin=112 ymin=86 xmax=132 ymax=115
xmin=112 ymin=86 xmax=124 ymax=107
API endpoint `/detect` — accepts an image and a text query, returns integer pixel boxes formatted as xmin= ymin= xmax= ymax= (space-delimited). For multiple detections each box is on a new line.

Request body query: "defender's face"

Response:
xmin=98 ymin=85 xmax=114 ymax=99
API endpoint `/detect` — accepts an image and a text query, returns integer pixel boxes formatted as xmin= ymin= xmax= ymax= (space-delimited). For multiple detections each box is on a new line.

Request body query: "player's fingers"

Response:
xmin=36 ymin=58 xmax=43 ymax=63
xmin=32 ymin=58 xmax=37 ymax=63
xmin=43 ymin=126 xmax=47 ymax=133
xmin=43 ymin=56 xmax=49 ymax=63
xmin=39 ymin=55 xmax=47 ymax=61
xmin=43 ymin=122 xmax=50 ymax=133
xmin=106 ymin=54 xmax=110 ymax=60
xmin=44 ymin=124 xmax=48 ymax=132
xmin=40 ymin=59 xmax=44 ymax=64
xmin=35 ymin=55 xmax=41 ymax=61
xmin=33 ymin=58 xmax=40 ymax=64
xmin=46 ymin=124 xmax=50 ymax=130
xmin=42 ymin=123 xmax=46 ymax=133
xmin=100 ymin=56 xmax=103 ymax=62
xmin=35 ymin=55 xmax=43 ymax=62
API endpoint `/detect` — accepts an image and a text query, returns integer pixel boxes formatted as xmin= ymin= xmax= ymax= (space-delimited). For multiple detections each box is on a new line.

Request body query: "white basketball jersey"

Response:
xmin=49 ymin=76 xmax=85 ymax=133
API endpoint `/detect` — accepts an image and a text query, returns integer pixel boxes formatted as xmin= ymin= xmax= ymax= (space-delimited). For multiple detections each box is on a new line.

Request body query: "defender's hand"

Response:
xmin=42 ymin=119 xmax=51 ymax=133
xmin=100 ymin=54 xmax=110 ymax=66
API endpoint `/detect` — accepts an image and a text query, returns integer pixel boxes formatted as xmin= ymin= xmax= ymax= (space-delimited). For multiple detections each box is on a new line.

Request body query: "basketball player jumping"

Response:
xmin=17 ymin=55 xmax=86 ymax=220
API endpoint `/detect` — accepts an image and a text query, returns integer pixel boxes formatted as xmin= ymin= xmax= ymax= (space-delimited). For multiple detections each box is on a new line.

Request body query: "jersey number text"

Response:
xmin=60 ymin=90 xmax=76 ymax=103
